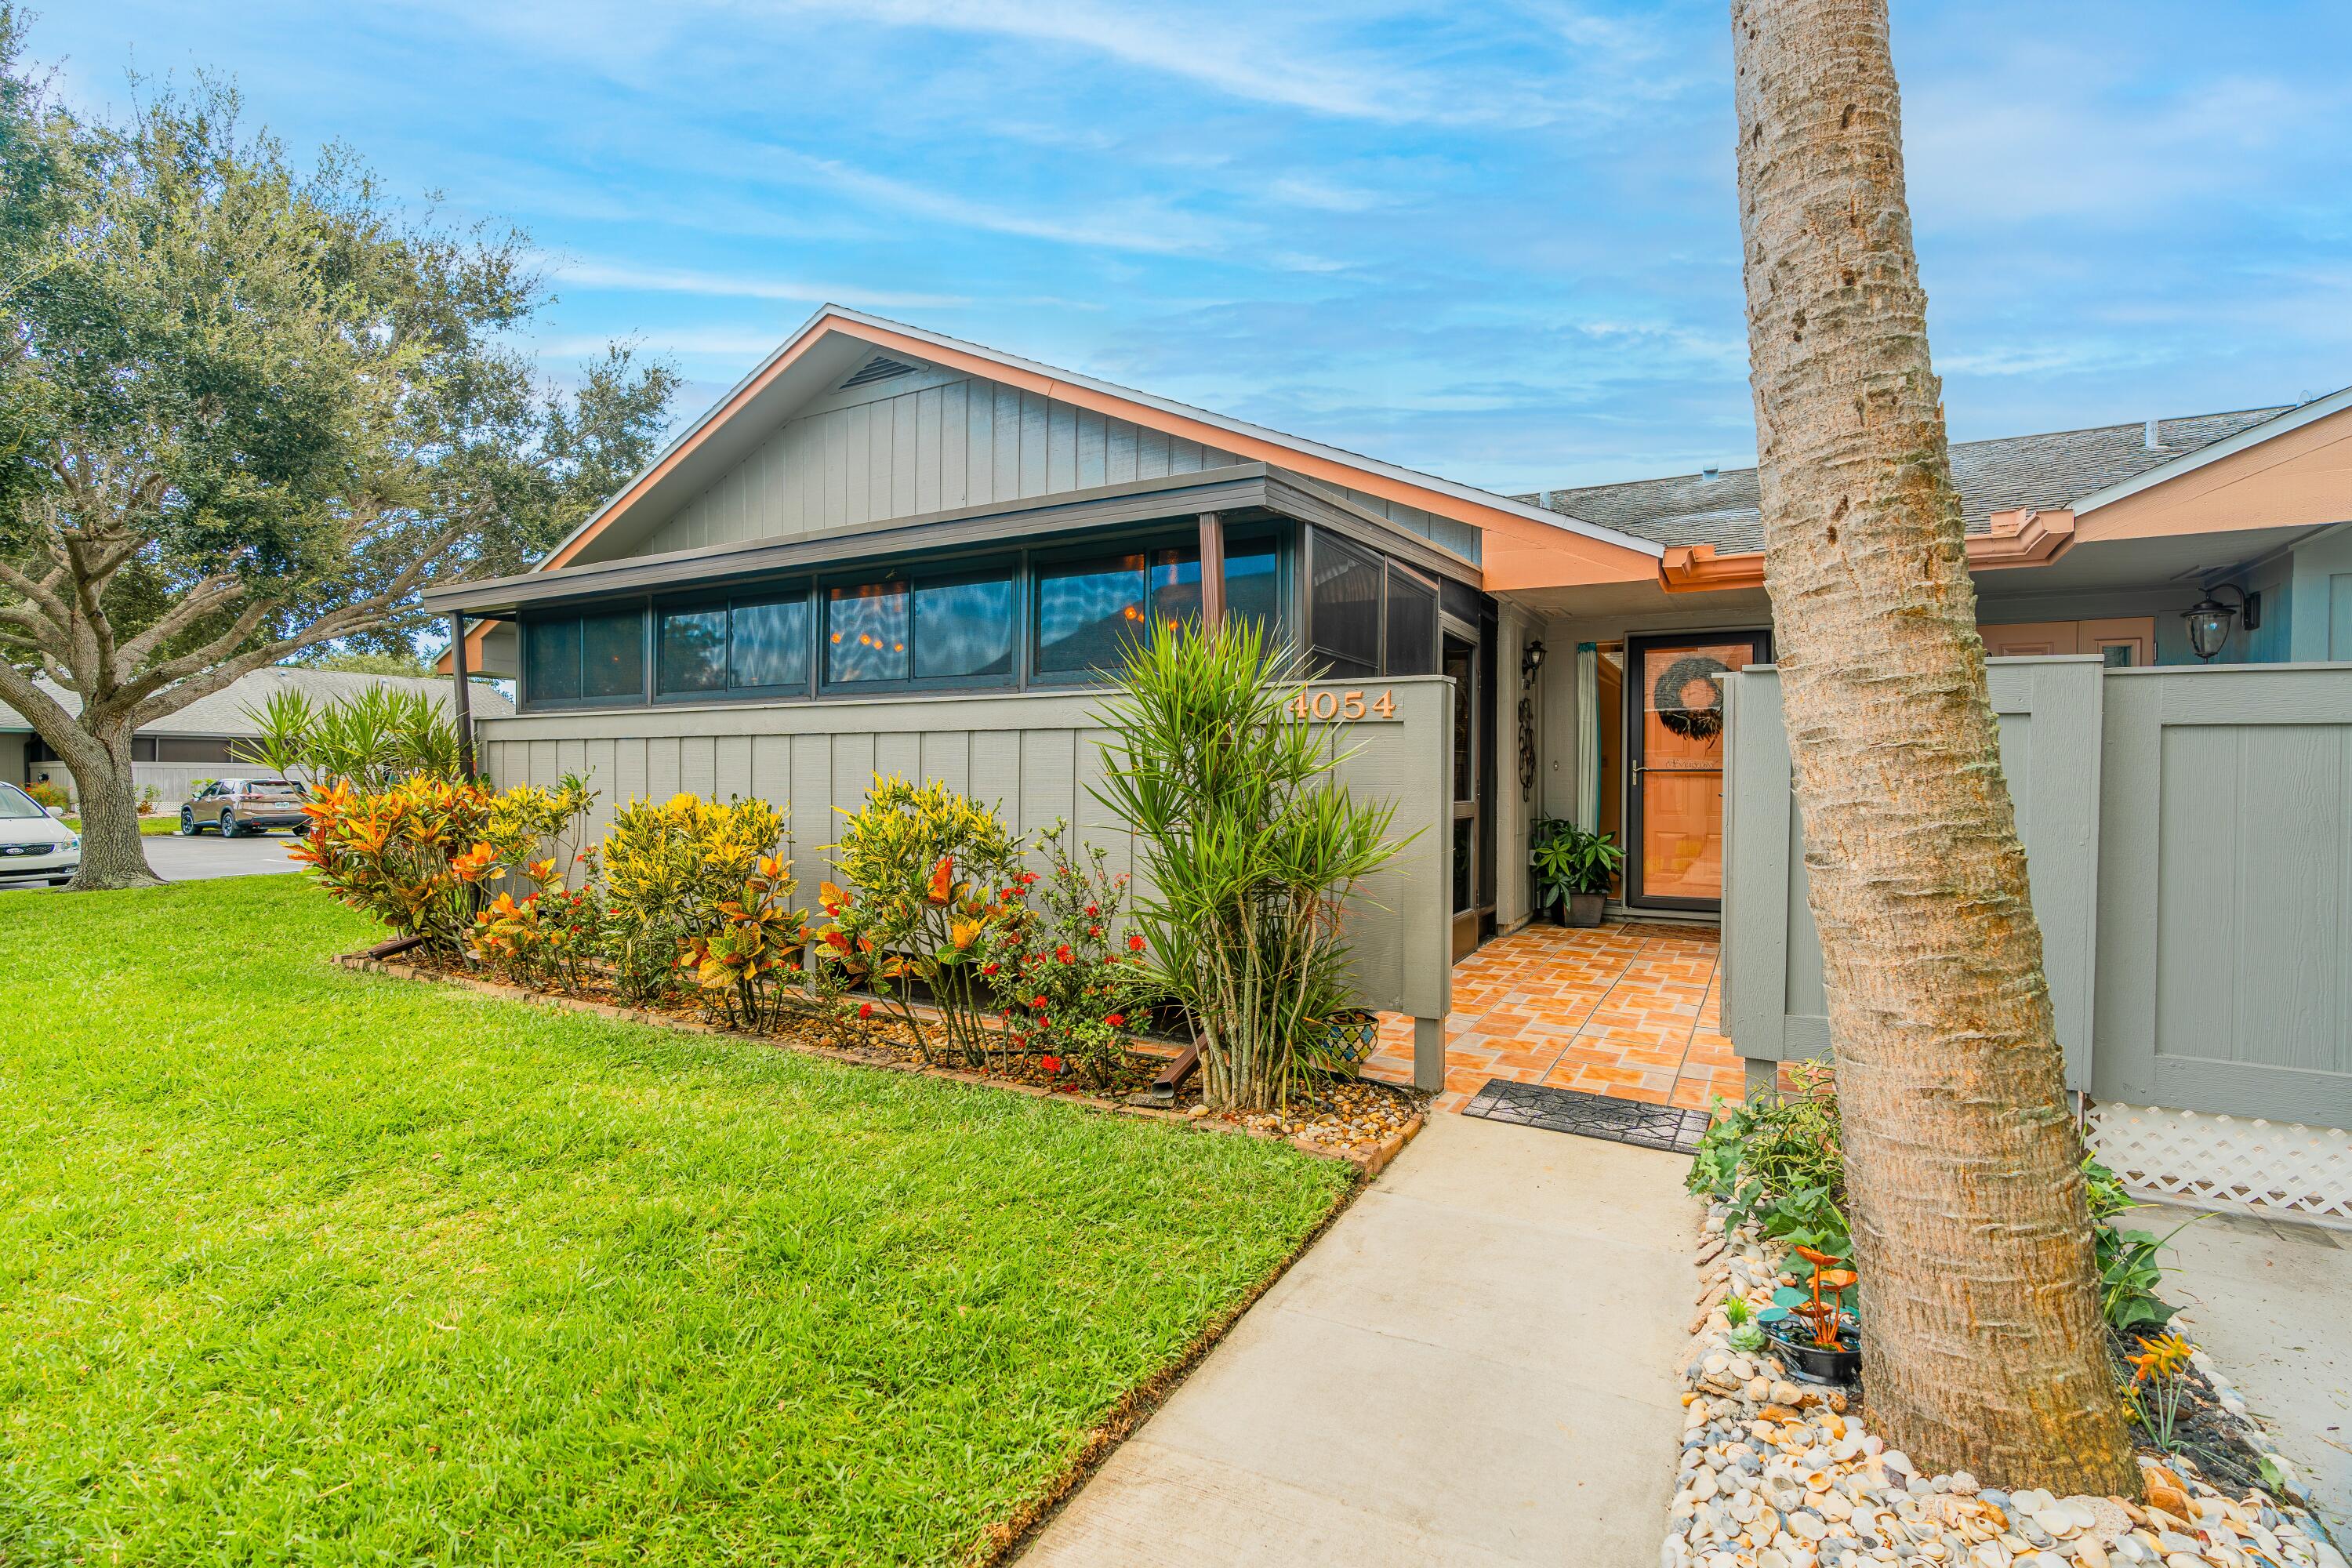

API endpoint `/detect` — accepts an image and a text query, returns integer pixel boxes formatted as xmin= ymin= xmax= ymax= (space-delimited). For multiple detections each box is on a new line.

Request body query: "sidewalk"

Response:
xmin=1018 ymin=1113 xmax=1697 ymax=1566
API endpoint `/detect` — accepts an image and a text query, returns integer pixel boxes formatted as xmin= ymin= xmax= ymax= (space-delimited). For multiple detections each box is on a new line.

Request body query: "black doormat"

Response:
xmin=1462 ymin=1079 xmax=1711 ymax=1155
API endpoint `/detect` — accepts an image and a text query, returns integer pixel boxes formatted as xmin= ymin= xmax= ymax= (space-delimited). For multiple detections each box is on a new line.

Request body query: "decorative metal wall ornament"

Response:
xmin=1517 ymin=695 xmax=1537 ymax=797
xmin=1652 ymin=655 xmax=1730 ymax=741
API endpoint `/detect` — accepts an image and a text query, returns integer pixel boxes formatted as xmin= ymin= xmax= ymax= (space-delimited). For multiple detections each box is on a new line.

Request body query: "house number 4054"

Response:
xmin=1287 ymin=688 xmax=1397 ymax=721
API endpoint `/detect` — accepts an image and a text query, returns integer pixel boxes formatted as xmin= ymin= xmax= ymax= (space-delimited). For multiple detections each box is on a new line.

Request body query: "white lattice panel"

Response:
xmin=2088 ymin=1102 xmax=2352 ymax=1225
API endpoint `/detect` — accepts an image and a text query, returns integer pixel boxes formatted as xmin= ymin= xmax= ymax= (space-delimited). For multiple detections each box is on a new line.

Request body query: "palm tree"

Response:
xmin=1728 ymin=0 xmax=2136 ymax=1492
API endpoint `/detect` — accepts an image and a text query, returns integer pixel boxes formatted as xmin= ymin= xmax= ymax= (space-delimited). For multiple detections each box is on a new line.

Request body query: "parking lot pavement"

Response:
xmin=9 ymin=829 xmax=307 ymax=890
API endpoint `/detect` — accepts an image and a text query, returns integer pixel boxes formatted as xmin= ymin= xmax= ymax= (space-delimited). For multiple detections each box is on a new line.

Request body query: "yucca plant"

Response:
xmin=1093 ymin=621 xmax=1405 ymax=1111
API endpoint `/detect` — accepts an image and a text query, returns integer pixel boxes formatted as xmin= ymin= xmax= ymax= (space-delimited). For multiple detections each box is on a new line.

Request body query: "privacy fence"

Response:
xmin=1722 ymin=657 xmax=2352 ymax=1221
xmin=474 ymin=675 xmax=1457 ymax=1090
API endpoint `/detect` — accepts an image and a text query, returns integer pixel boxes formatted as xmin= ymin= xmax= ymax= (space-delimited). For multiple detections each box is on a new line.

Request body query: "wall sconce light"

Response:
xmin=2182 ymin=583 xmax=2259 ymax=661
xmin=1519 ymin=640 xmax=1547 ymax=688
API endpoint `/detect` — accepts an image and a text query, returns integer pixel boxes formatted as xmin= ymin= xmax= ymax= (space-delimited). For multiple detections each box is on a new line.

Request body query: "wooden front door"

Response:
xmin=1626 ymin=631 xmax=1771 ymax=911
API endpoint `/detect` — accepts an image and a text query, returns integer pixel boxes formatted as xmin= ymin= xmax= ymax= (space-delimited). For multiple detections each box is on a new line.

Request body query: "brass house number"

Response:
xmin=1287 ymin=688 xmax=1398 ymax=721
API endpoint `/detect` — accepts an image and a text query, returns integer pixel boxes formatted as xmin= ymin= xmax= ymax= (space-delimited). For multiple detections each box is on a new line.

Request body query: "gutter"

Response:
xmin=1657 ymin=506 xmax=2076 ymax=593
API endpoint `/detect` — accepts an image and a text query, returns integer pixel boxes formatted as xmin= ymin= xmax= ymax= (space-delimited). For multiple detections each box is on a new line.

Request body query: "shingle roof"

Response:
xmin=0 ymin=668 xmax=511 ymax=735
xmin=1518 ymin=406 xmax=2296 ymax=553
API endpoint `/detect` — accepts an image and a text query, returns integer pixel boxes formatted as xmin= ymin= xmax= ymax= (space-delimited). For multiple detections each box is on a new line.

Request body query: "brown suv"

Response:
xmin=179 ymin=779 xmax=307 ymax=837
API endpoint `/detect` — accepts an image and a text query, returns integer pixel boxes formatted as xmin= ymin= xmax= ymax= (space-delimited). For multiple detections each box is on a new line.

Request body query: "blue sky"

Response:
xmin=45 ymin=2 xmax=2352 ymax=494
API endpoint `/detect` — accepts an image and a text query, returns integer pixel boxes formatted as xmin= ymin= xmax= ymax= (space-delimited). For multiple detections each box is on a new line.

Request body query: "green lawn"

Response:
xmin=0 ymin=876 xmax=1352 ymax=1565
xmin=58 ymin=815 xmax=180 ymax=834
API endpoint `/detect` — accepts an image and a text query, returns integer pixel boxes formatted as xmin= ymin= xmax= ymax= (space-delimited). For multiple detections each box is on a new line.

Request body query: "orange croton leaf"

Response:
xmin=927 ymin=856 xmax=953 ymax=905
xmin=758 ymin=854 xmax=786 ymax=879
xmin=528 ymin=857 xmax=557 ymax=882
xmin=818 ymin=880 xmax=849 ymax=914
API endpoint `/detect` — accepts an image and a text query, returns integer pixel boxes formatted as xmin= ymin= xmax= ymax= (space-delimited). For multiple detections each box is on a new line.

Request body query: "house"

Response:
xmin=1 ymin=669 xmax=514 ymax=806
xmin=420 ymin=308 xmax=2352 ymax=1191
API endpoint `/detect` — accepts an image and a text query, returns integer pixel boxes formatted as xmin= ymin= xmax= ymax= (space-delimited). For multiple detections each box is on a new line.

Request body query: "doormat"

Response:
xmin=1462 ymin=1079 xmax=1711 ymax=1155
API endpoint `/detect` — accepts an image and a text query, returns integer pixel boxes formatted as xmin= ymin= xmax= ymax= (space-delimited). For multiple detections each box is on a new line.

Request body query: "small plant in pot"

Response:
xmin=1530 ymin=823 xmax=1623 ymax=927
xmin=1759 ymin=1244 xmax=1860 ymax=1385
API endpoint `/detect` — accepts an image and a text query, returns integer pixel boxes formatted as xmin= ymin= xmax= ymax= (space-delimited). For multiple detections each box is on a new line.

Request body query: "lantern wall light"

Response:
xmin=2182 ymin=583 xmax=2259 ymax=661
xmin=1520 ymin=640 xmax=1547 ymax=688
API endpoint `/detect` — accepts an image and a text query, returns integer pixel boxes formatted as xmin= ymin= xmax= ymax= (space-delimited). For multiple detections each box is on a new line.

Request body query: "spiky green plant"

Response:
xmin=1092 ymin=621 xmax=1406 ymax=1111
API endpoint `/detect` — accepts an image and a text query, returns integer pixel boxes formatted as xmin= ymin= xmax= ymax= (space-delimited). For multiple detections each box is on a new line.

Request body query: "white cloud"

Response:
xmin=540 ymin=254 xmax=970 ymax=310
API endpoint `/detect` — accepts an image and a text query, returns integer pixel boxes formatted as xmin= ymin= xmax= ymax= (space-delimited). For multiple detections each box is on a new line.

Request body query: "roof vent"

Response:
xmin=840 ymin=354 xmax=921 ymax=390
xmin=1700 ymin=463 xmax=1720 ymax=481
xmin=2143 ymin=418 xmax=2161 ymax=449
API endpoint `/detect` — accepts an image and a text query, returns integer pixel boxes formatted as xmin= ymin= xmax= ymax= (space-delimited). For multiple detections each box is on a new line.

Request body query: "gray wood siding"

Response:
xmin=1721 ymin=657 xmax=2105 ymax=1089
xmin=2095 ymin=665 xmax=2352 ymax=1123
xmin=474 ymin=679 xmax=1454 ymax=1024
xmin=643 ymin=373 xmax=1243 ymax=556
xmin=1723 ymin=657 xmax=2352 ymax=1128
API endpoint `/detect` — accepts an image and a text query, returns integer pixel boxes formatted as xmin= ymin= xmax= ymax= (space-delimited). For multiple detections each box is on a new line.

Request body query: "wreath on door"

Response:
xmin=1653 ymin=655 xmax=1730 ymax=742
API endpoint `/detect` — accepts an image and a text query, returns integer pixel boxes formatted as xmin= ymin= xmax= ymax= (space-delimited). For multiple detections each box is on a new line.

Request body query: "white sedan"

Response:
xmin=0 ymin=781 xmax=81 ymax=887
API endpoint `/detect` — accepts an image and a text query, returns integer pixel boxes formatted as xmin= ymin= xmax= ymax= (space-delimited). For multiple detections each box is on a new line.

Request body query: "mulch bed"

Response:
xmin=343 ymin=946 xmax=1431 ymax=1175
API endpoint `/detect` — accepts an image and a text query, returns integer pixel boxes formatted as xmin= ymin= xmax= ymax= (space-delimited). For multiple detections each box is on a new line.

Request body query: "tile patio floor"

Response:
xmin=1361 ymin=920 xmax=1740 ymax=1115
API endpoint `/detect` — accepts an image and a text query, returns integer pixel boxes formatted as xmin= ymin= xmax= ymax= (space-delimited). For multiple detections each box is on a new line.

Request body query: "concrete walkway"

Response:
xmin=2143 ymin=1203 xmax=2352 ymax=1533
xmin=1019 ymin=1113 xmax=1696 ymax=1566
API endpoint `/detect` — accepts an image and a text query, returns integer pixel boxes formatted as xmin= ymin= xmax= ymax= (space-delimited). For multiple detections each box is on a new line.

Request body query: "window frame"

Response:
xmin=520 ymin=605 xmax=652 ymax=712
xmin=511 ymin=522 xmax=1300 ymax=713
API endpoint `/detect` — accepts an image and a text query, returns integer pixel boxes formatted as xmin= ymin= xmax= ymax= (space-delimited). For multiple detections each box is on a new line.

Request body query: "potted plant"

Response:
xmin=1530 ymin=823 xmax=1623 ymax=927
xmin=1759 ymin=1244 xmax=1860 ymax=1385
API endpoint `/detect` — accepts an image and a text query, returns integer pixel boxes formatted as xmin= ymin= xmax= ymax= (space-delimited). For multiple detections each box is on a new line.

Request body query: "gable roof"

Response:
xmin=538 ymin=305 xmax=1666 ymax=575
xmin=1525 ymin=405 xmax=2300 ymax=553
xmin=0 ymin=669 xmax=512 ymax=736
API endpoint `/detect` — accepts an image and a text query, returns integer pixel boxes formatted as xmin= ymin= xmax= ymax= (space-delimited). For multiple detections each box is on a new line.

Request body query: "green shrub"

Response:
xmin=820 ymin=776 xmax=1025 ymax=1069
xmin=296 ymin=775 xmax=588 ymax=953
xmin=982 ymin=821 xmax=1151 ymax=1089
xmin=25 ymin=779 xmax=69 ymax=811
xmin=1093 ymin=621 xmax=1404 ymax=1111
xmin=238 ymin=684 xmax=466 ymax=789
xmin=1688 ymin=1063 xmax=1849 ymax=1268
xmin=601 ymin=793 xmax=787 ymax=1005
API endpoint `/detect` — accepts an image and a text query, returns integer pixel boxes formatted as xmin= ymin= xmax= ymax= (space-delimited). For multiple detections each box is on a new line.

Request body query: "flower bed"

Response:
xmin=297 ymin=761 xmax=1427 ymax=1171
xmin=1671 ymin=1065 xmax=2344 ymax=1568
xmin=1669 ymin=1201 xmax=2346 ymax=1568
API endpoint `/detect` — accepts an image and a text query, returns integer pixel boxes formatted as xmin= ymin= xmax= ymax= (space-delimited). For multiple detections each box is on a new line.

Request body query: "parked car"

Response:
xmin=179 ymin=779 xmax=307 ymax=837
xmin=0 ymin=780 xmax=79 ymax=886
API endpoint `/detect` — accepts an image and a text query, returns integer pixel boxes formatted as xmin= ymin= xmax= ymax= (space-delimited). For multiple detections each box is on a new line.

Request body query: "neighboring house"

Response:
xmin=419 ymin=307 xmax=2351 ymax=1167
xmin=0 ymin=669 xmax=514 ymax=805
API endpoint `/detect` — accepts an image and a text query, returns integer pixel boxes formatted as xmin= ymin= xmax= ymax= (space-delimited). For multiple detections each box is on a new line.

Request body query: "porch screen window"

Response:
xmin=826 ymin=582 xmax=909 ymax=684
xmin=525 ymin=616 xmax=582 ymax=702
xmin=1036 ymin=554 xmax=1148 ymax=677
xmin=731 ymin=595 xmax=809 ymax=691
xmin=657 ymin=606 xmax=729 ymax=696
xmin=1308 ymin=531 xmax=1381 ymax=678
xmin=913 ymin=573 xmax=1014 ymax=679
xmin=581 ymin=609 xmax=646 ymax=700
xmin=1384 ymin=568 xmax=1437 ymax=675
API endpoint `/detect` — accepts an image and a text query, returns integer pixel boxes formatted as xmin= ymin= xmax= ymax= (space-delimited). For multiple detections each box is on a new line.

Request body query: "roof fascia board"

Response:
xmin=2070 ymin=385 xmax=2352 ymax=515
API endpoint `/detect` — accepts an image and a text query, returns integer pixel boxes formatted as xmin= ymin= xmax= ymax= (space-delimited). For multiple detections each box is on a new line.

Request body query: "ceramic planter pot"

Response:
xmin=1564 ymin=891 xmax=1606 ymax=927
xmin=1766 ymin=1316 xmax=1860 ymax=1386
xmin=1318 ymin=1009 xmax=1381 ymax=1076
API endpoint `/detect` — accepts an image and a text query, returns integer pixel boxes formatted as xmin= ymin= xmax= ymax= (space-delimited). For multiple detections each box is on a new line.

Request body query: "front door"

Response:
xmin=1625 ymin=632 xmax=1770 ymax=910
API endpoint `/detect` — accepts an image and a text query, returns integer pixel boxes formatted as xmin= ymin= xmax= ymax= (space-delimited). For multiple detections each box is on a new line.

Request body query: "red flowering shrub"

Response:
xmin=981 ymin=821 xmax=1149 ymax=1088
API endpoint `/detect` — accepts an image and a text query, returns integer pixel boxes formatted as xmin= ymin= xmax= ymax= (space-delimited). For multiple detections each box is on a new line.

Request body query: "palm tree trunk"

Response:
xmin=1729 ymin=0 xmax=2136 ymax=1493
